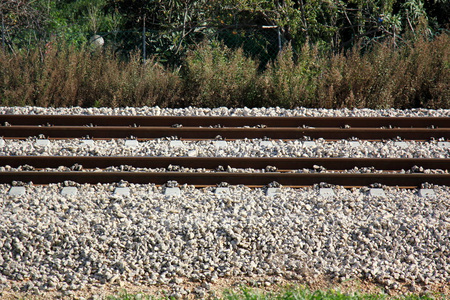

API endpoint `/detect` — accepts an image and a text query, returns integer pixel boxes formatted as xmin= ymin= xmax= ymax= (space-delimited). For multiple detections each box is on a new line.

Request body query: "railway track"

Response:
xmin=1 ymin=115 xmax=449 ymax=187
xmin=1 ymin=115 xmax=450 ymax=140
xmin=1 ymin=156 xmax=449 ymax=187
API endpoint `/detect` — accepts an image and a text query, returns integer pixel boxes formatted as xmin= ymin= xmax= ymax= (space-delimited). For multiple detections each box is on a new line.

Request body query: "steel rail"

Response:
xmin=1 ymin=115 xmax=449 ymax=128
xmin=2 ymin=156 xmax=449 ymax=170
xmin=1 ymin=171 xmax=448 ymax=186
xmin=1 ymin=126 xmax=450 ymax=140
xmin=1 ymin=116 xmax=448 ymax=187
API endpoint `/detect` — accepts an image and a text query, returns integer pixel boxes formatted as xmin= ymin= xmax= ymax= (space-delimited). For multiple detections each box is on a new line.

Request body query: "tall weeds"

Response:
xmin=182 ymin=42 xmax=261 ymax=107
xmin=0 ymin=34 xmax=448 ymax=109
xmin=262 ymin=43 xmax=322 ymax=108
xmin=0 ymin=45 xmax=182 ymax=108
xmin=316 ymin=35 xmax=449 ymax=109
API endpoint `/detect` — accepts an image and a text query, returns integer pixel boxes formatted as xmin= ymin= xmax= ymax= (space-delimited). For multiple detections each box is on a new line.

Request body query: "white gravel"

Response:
xmin=1 ymin=106 xmax=450 ymax=117
xmin=1 ymin=106 xmax=449 ymax=296
xmin=1 ymin=138 xmax=449 ymax=158
xmin=0 ymin=183 xmax=449 ymax=294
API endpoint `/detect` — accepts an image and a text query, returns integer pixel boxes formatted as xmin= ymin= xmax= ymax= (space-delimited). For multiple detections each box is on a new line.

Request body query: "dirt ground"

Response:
xmin=1 ymin=275 xmax=449 ymax=299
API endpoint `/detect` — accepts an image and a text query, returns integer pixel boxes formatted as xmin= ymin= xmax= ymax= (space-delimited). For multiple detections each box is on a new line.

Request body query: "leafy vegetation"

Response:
xmin=1 ymin=0 xmax=449 ymax=56
xmin=0 ymin=1 xmax=448 ymax=108
xmin=223 ymin=287 xmax=440 ymax=300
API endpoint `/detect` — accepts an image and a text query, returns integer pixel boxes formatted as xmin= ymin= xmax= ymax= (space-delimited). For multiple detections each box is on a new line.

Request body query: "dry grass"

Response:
xmin=1 ymin=34 xmax=448 ymax=109
xmin=261 ymin=43 xmax=322 ymax=108
xmin=0 ymin=45 xmax=182 ymax=108
xmin=182 ymin=42 xmax=261 ymax=108
xmin=316 ymin=35 xmax=450 ymax=109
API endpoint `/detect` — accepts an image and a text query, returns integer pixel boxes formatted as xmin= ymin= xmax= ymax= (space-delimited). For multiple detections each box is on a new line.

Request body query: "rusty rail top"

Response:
xmin=1 ymin=116 xmax=449 ymax=187
xmin=1 ymin=115 xmax=449 ymax=127
xmin=1 ymin=126 xmax=450 ymax=140
xmin=1 ymin=157 xmax=449 ymax=187
xmin=2 ymin=156 xmax=449 ymax=170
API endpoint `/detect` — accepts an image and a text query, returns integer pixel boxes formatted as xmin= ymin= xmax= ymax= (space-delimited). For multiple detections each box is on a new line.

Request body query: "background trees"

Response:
xmin=1 ymin=1 xmax=448 ymax=108
xmin=1 ymin=0 xmax=448 ymax=58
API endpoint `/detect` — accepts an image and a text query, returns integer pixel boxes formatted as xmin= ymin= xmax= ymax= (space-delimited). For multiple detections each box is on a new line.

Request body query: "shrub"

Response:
xmin=182 ymin=42 xmax=262 ymax=108
xmin=316 ymin=34 xmax=450 ymax=109
xmin=262 ymin=43 xmax=323 ymax=108
xmin=0 ymin=34 xmax=448 ymax=109
xmin=0 ymin=45 xmax=182 ymax=108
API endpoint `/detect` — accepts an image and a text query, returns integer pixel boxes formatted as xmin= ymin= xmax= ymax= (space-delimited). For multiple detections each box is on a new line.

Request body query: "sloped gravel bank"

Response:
xmin=1 ymin=106 xmax=449 ymax=298
xmin=0 ymin=184 xmax=449 ymax=297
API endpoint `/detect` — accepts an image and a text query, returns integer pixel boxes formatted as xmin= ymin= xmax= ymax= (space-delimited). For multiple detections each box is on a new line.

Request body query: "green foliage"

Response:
xmin=107 ymin=0 xmax=223 ymax=63
xmin=204 ymin=0 xmax=449 ymax=53
xmin=40 ymin=0 xmax=124 ymax=44
xmin=3 ymin=0 xmax=448 ymax=65
xmin=89 ymin=286 xmax=446 ymax=300
xmin=222 ymin=286 xmax=443 ymax=300
xmin=106 ymin=291 xmax=154 ymax=299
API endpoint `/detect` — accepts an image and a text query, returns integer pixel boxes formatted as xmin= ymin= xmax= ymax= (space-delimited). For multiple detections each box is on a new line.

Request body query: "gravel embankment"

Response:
xmin=0 ymin=183 xmax=449 ymax=296
xmin=1 ymin=106 xmax=449 ymax=298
